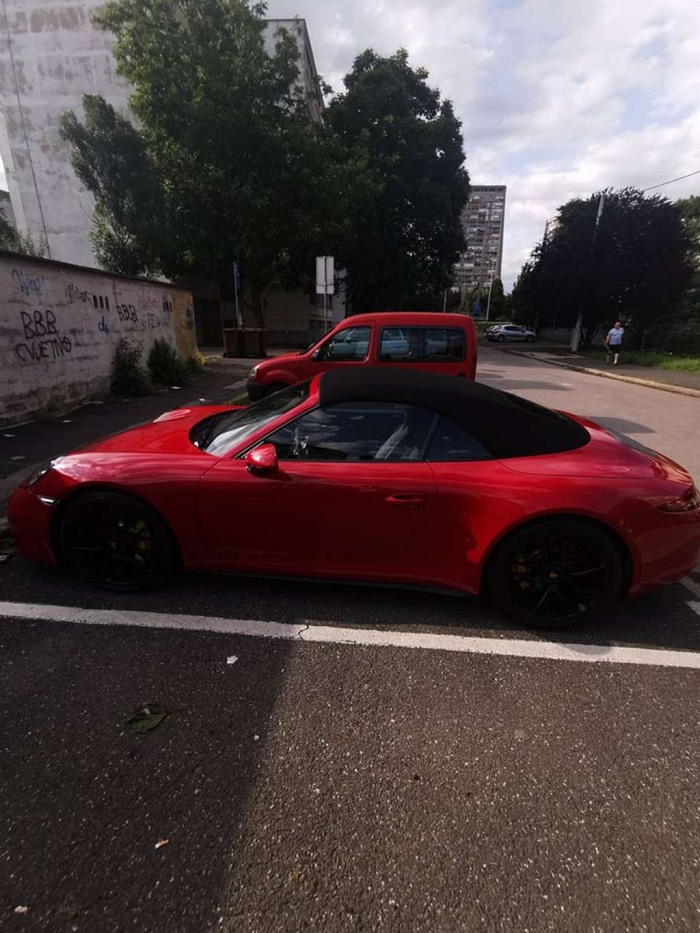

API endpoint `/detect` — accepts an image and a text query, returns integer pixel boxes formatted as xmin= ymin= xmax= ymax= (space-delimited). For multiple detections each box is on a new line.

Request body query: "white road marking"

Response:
xmin=1 ymin=601 xmax=700 ymax=669
xmin=680 ymin=575 xmax=700 ymax=601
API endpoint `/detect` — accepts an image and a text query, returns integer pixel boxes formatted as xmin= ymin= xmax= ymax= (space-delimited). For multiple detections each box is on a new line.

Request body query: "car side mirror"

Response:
xmin=246 ymin=443 xmax=279 ymax=476
xmin=311 ymin=347 xmax=324 ymax=361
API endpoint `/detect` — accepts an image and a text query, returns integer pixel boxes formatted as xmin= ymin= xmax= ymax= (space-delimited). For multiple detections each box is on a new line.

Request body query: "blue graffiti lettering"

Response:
xmin=12 ymin=268 xmax=44 ymax=298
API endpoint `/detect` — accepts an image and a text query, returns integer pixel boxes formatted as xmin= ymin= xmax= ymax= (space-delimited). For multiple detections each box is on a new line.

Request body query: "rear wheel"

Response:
xmin=526 ymin=335 xmax=535 ymax=342
xmin=485 ymin=519 xmax=624 ymax=628
xmin=56 ymin=490 xmax=176 ymax=591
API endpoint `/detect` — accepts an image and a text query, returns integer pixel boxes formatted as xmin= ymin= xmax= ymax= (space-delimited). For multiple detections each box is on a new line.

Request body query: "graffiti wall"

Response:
xmin=0 ymin=253 xmax=197 ymax=426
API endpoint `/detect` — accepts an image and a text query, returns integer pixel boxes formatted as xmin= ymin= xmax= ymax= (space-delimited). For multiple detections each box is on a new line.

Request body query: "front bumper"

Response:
xmin=246 ymin=380 xmax=266 ymax=402
xmin=6 ymin=485 xmax=58 ymax=566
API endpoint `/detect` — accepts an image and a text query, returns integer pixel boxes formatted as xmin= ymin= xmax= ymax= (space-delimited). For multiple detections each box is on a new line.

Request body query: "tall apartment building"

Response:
xmin=0 ymin=2 xmax=322 ymax=267
xmin=454 ymin=185 xmax=506 ymax=290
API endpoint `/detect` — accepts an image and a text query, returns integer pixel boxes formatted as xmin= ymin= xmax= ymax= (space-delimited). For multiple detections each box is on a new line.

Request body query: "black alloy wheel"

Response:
xmin=485 ymin=519 xmax=624 ymax=628
xmin=56 ymin=491 xmax=176 ymax=591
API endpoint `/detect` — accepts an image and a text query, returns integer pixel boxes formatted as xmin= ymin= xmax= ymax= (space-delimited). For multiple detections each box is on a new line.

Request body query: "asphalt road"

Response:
xmin=1 ymin=347 xmax=699 ymax=932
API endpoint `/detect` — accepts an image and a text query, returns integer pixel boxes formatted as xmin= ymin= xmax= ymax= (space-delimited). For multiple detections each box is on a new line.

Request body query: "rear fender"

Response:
xmin=478 ymin=511 xmax=635 ymax=597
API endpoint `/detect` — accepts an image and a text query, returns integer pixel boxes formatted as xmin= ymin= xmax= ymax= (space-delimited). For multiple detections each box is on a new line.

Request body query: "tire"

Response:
xmin=484 ymin=519 xmax=624 ymax=629
xmin=526 ymin=335 xmax=535 ymax=342
xmin=264 ymin=382 xmax=288 ymax=397
xmin=55 ymin=490 xmax=176 ymax=591
xmin=497 ymin=335 xmax=505 ymax=342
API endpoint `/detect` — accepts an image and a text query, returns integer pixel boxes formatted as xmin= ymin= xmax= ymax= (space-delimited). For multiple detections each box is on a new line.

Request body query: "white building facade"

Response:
xmin=0 ymin=3 xmax=322 ymax=268
xmin=0 ymin=1 xmax=130 ymax=265
xmin=454 ymin=185 xmax=507 ymax=291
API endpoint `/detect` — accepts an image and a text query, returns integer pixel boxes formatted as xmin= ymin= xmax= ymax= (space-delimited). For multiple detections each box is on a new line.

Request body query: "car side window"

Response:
xmin=426 ymin=415 xmax=492 ymax=462
xmin=379 ymin=327 xmax=465 ymax=362
xmin=265 ymin=402 xmax=435 ymax=462
xmin=318 ymin=326 xmax=371 ymax=362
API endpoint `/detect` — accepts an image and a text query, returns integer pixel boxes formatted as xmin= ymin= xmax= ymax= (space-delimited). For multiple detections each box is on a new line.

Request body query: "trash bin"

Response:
xmin=222 ymin=328 xmax=267 ymax=358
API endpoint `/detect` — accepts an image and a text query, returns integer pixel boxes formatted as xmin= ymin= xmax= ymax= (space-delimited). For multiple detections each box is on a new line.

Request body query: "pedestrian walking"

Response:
xmin=604 ymin=320 xmax=624 ymax=365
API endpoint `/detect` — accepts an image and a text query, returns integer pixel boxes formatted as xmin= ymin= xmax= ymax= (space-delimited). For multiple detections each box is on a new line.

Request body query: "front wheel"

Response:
xmin=56 ymin=491 xmax=176 ymax=591
xmin=497 ymin=334 xmax=506 ymax=342
xmin=484 ymin=519 xmax=624 ymax=628
xmin=264 ymin=382 xmax=289 ymax=397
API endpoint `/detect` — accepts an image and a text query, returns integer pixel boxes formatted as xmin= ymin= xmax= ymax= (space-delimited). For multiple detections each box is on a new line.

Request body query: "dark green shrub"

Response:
xmin=111 ymin=339 xmax=151 ymax=396
xmin=147 ymin=338 xmax=191 ymax=386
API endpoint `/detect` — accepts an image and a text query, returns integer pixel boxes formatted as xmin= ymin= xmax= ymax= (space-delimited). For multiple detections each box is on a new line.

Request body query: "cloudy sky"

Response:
xmin=267 ymin=0 xmax=700 ymax=288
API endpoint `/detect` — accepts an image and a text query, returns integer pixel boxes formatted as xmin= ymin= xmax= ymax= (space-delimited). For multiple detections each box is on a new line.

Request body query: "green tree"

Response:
xmin=670 ymin=194 xmax=700 ymax=353
xmin=61 ymin=0 xmax=368 ymax=324
xmin=676 ymin=194 xmax=700 ymax=255
xmin=459 ymin=279 xmax=507 ymax=319
xmin=0 ymin=211 xmax=45 ymax=256
xmin=486 ymin=277 xmax=506 ymax=320
xmin=512 ymin=188 xmax=693 ymax=345
xmin=60 ymin=96 xmax=166 ymax=277
xmin=327 ymin=49 xmax=470 ymax=312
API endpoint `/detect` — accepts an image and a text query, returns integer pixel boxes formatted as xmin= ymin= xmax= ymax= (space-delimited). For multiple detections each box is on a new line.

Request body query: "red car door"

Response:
xmin=285 ymin=460 xmax=438 ymax=584
xmin=197 ymin=456 xmax=438 ymax=582
xmin=196 ymin=400 xmax=443 ymax=584
xmin=197 ymin=457 xmax=324 ymax=573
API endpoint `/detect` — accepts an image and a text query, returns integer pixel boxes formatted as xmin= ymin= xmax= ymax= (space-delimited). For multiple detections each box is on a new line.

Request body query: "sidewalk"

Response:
xmin=1 ymin=353 xmax=256 ymax=515
xmin=504 ymin=348 xmax=700 ymax=397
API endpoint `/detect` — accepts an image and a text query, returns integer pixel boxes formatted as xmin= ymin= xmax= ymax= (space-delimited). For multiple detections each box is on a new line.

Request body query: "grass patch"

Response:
xmin=582 ymin=349 xmax=700 ymax=372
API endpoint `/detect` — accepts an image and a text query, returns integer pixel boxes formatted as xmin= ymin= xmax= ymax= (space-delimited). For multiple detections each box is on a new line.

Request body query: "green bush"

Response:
xmin=111 ymin=339 xmax=151 ymax=396
xmin=147 ymin=338 xmax=191 ymax=386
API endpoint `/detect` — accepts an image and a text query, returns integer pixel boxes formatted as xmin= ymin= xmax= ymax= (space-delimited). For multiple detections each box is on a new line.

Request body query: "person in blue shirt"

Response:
xmin=605 ymin=321 xmax=624 ymax=365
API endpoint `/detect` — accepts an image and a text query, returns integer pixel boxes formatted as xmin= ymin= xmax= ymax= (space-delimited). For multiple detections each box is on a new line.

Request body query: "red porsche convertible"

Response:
xmin=7 ymin=369 xmax=700 ymax=627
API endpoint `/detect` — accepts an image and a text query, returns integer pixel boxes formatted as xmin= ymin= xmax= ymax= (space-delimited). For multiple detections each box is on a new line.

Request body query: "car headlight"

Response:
xmin=248 ymin=365 xmax=258 ymax=379
xmin=24 ymin=461 xmax=55 ymax=488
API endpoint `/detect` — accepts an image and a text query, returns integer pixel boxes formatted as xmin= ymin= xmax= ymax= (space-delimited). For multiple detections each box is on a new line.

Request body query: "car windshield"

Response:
xmin=191 ymin=381 xmax=310 ymax=456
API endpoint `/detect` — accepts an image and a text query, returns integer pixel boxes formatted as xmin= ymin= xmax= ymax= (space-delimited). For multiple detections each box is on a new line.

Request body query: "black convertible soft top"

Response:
xmin=317 ymin=368 xmax=590 ymax=459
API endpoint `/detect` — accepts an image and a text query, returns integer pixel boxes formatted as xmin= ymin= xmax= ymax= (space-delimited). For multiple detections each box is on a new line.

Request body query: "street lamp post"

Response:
xmin=485 ymin=263 xmax=495 ymax=321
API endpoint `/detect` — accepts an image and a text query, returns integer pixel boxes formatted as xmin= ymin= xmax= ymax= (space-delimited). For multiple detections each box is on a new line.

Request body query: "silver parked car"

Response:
xmin=485 ymin=323 xmax=536 ymax=343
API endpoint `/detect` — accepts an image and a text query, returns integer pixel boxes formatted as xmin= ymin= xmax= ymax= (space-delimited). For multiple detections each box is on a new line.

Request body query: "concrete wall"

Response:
xmin=0 ymin=1 xmax=131 ymax=265
xmin=0 ymin=252 xmax=196 ymax=426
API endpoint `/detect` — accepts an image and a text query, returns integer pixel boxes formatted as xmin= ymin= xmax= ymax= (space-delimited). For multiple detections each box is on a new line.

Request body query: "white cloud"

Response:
xmin=268 ymin=0 xmax=700 ymax=288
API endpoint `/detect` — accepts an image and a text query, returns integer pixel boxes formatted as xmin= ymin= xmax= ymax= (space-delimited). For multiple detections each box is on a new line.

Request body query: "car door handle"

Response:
xmin=384 ymin=494 xmax=426 ymax=508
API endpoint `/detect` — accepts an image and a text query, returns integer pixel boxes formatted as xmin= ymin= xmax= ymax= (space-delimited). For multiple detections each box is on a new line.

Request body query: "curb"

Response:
xmin=507 ymin=351 xmax=700 ymax=398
